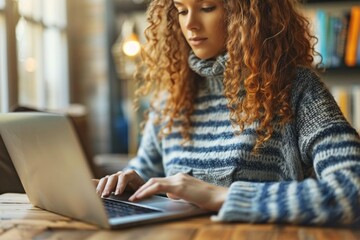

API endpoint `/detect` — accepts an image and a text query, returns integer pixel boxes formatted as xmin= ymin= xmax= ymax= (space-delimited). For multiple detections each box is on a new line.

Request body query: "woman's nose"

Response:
xmin=185 ymin=11 xmax=200 ymax=31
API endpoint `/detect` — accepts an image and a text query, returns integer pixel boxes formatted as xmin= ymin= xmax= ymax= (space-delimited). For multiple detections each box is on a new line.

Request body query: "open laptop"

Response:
xmin=0 ymin=112 xmax=209 ymax=229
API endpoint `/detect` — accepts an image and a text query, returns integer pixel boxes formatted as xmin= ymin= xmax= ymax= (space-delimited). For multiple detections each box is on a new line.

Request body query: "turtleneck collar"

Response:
xmin=188 ymin=51 xmax=228 ymax=94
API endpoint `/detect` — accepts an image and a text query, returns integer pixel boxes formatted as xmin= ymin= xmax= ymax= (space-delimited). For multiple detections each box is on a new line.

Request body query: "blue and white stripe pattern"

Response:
xmin=126 ymin=52 xmax=360 ymax=225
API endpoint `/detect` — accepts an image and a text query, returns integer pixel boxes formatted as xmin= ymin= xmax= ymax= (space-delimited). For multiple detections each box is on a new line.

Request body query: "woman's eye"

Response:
xmin=177 ymin=9 xmax=187 ymax=15
xmin=202 ymin=6 xmax=216 ymax=12
xmin=176 ymin=6 xmax=215 ymax=15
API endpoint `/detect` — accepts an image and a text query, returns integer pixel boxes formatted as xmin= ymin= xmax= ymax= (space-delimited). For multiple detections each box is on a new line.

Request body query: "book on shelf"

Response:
xmin=316 ymin=10 xmax=329 ymax=66
xmin=331 ymin=86 xmax=360 ymax=134
xmin=345 ymin=6 xmax=360 ymax=67
xmin=305 ymin=5 xmax=360 ymax=69
xmin=337 ymin=13 xmax=350 ymax=67
xmin=357 ymin=22 xmax=360 ymax=65
xmin=331 ymin=86 xmax=352 ymax=124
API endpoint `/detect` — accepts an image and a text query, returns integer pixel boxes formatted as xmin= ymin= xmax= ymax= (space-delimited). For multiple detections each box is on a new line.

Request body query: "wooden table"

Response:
xmin=1 ymin=193 xmax=359 ymax=240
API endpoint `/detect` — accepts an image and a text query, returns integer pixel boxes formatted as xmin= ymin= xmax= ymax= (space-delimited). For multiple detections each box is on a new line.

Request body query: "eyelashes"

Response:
xmin=202 ymin=6 xmax=216 ymax=12
xmin=177 ymin=6 xmax=217 ymax=15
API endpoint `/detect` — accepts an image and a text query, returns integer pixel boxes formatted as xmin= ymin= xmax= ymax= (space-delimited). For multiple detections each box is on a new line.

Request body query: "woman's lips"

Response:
xmin=188 ymin=37 xmax=207 ymax=46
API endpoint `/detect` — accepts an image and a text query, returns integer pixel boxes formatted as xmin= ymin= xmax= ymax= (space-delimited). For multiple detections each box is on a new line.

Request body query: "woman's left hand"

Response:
xmin=128 ymin=173 xmax=228 ymax=211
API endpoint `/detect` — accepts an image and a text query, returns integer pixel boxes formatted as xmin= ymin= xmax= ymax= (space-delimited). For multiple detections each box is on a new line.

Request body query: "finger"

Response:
xmin=126 ymin=171 xmax=146 ymax=191
xmin=115 ymin=170 xmax=134 ymax=195
xmin=129 ymin=178 xmax=170 ymax=201
xmin=96 ymin=176 xmax=109 ymax=196
xmin=129 ymin=178 xmax=156 ymax=198
xmin=102 ymin=174 xmax=119 ymax=197
xmin=115 ymin=170 xmax=145 ymax=195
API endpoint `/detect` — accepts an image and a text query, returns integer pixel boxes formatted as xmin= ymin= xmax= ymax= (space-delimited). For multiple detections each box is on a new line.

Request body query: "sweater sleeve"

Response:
xmin=213 ymin=70 xmax=360 ymax=225
xmin=123 ymin=114 xmax=165 ymax=181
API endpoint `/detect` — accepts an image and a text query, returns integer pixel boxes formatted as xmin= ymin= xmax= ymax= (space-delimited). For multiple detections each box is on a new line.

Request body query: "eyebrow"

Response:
xmin=173 ymin=0 xmax=205 ymax=6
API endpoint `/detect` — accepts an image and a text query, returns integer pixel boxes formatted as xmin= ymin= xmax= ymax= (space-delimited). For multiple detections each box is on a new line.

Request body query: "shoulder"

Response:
xmin=290 ymin=67 xmax=348 ymax=134
xmin=292 ymin=67 xmax=323 ymax=90
xmin=290 ymin=67 xmax=332 ymax=106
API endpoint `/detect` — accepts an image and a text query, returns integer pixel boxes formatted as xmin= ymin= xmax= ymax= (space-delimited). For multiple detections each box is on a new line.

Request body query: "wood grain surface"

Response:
xmin=1 ymin=193 xmax=359 ymax=240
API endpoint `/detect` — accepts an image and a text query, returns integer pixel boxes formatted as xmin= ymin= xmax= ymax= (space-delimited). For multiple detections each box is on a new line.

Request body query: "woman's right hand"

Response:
xmin=93 ymin=170 xmax=145 ymax=197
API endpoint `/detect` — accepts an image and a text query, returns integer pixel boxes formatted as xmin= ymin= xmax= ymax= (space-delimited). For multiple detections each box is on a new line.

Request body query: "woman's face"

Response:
xmin=174 ymin=0 xmax=226 ymax=60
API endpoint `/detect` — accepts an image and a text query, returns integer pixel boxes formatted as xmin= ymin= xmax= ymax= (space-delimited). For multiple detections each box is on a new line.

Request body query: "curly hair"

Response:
xmin=135 ymin=0 xmax=319 ymax=151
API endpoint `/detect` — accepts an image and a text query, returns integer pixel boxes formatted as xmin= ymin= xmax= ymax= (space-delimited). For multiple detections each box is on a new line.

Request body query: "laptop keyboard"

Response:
xmin=102 ymin=198 xmax=161 ymax=218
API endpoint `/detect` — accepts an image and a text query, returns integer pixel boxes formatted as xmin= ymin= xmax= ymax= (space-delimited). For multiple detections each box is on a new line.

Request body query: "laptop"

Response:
xmin=0 ymin=112 xmax=209 ymax=229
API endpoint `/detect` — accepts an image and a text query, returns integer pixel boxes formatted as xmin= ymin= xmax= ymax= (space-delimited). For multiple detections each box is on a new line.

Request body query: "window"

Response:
xmin=17 ymin=0 xmax=69 ymax=110
xmin=0 ymin=0 xmax=8 ymax=112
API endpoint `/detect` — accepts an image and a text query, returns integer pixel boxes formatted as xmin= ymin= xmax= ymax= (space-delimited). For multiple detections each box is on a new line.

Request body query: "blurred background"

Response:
xmin=0 ymin=0 xmax=147 ymax=176
xmin=0 ymin=0 xmax=150 ymax=176
xmin=1 ymin=0 xmax=360 ymax=178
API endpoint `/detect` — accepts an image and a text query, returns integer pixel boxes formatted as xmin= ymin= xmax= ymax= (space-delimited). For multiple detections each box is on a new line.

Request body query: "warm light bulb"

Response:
xmin=122 ymin=34 xmax=141 ymax=57
xmin=25 ymin=57 xmax=36 ymax=72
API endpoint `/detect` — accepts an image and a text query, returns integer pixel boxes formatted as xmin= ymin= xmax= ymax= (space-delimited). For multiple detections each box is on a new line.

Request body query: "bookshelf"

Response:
xmin=302 ymin=0 xmax=360 ymax=132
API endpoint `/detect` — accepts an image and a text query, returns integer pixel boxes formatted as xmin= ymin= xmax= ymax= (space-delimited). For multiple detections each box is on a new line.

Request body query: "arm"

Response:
xmin=214 ymin=70 xmax=360 ymax=225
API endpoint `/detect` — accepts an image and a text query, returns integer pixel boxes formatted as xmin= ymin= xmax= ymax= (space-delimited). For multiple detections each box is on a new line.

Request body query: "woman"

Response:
xmin=96 ymin=0 xmax=360 ymax=225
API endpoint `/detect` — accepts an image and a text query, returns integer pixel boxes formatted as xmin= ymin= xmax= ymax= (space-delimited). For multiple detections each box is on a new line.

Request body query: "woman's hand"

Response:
xmin=128 ymin=173 xmax=228 ymax=211
xmin=93 ymin=170 xmax=145 ymax=197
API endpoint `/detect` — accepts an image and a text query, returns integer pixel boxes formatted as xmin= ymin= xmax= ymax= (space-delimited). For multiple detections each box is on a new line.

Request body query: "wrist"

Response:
xmin=208 ymin=185 xmax=228 ymax=211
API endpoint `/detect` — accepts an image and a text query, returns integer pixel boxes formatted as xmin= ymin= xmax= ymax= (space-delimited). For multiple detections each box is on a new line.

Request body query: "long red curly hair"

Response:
xmin=135 ymin=0 xmax=319 ymax=151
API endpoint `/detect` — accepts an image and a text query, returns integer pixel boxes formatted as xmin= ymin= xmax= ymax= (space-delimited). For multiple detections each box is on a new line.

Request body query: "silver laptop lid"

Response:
xmin=0 ymin=112 xmax=110 ymax=228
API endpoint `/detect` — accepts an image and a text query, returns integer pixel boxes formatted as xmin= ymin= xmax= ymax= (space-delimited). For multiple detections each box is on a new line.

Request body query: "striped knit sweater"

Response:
xmin=126 ymin=52 xmax=360 ymax=225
